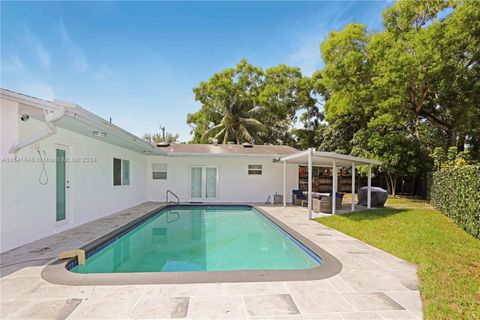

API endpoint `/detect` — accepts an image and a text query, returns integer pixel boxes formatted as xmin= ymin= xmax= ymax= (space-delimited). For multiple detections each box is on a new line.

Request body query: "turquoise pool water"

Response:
xmin=71 ymin=206 xmax=321 ymax=273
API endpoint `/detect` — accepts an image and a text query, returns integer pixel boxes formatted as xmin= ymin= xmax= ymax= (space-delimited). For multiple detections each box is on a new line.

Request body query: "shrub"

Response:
xmin=430 ymin=165 xmax=480 ymax=239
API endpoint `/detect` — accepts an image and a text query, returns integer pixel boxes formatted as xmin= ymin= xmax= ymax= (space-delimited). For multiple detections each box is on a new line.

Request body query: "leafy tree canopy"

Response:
xmin=187 ymin=59 xmax=317 ymax=144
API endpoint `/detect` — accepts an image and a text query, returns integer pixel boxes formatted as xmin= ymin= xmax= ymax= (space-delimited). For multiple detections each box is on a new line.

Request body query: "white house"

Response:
xmin=0 ymin=89 xmax=299 ymax=252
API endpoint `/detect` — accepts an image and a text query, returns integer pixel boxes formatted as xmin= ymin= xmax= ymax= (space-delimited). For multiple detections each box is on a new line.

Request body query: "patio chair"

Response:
xmin=313 ymin=193 xmax=344 ymax=213
xmin=292 ymin=190 xmax=306 ymax=206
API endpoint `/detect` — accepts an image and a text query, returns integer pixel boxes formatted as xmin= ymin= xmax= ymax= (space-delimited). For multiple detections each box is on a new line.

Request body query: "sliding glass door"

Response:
xmin=190 ymin=166 xmax=218 ymax=200
xmin=191 ymin=167 xmax=203 ymax=198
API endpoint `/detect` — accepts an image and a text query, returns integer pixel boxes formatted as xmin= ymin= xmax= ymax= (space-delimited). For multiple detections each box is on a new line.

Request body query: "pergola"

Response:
xmin=280 ymin=148 xmax=382 ymax=219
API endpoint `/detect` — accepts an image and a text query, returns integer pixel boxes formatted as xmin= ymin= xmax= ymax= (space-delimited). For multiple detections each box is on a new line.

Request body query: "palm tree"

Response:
xmin=202 ymin=94 xmax=266 ymax=144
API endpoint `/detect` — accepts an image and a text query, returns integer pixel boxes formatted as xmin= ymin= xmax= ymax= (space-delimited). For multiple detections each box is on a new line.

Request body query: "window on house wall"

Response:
xmin=113 ymin=158 xmax=122 ymax=185
xmin=152 ymin=163 xmax=167 ymax=180
xmin=114 ymin=158 xmax=130 ymax=186
xmin=248 ymin=164 xmax=262 ymax=175
xmin=123 ymin=160 xmax=130 ymax=185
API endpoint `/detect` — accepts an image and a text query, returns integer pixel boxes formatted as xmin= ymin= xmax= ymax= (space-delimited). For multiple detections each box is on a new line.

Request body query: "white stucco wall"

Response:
xmin=146 ymin=155 xmax=298 ymax=203
xmin=1 ymin=97 xmax=299 ymax=253
xmin=1 ymin=99 xmax=148 ymax=252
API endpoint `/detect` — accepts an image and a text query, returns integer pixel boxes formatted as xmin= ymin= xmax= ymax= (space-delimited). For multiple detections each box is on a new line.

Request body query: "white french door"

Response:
xmin=190 ymin=166 xmax=218 ymax=200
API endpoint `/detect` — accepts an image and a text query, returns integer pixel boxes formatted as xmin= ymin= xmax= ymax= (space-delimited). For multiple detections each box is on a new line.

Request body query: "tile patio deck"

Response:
xmin=0 ymin=203 xmax=423 ymax=319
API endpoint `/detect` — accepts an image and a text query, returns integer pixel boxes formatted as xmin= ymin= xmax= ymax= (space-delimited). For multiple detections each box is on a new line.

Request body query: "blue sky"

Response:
xmin=1 ymin=1 xmax=389 ymax=141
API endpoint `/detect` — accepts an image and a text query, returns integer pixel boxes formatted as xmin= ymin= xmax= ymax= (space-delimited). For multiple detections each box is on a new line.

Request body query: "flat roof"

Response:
xmin=280 ymin=149 xmax=382 ymax=167
xmin=160 ymin=143 xmax=299 ymax=157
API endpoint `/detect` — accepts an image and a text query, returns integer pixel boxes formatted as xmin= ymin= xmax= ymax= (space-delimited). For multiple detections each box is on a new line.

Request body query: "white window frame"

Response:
xmin=189 ymin=165 xmax=219 ymax=200
xmin=113 ymin=157 xmax=131 ymax=186
xmin=248 ymin=164 xmax=262 ymax=175
xmin=122 ymin=159 xmax=130 ymax=185
xmin=152 ymin=163 xmax=168 ymax=180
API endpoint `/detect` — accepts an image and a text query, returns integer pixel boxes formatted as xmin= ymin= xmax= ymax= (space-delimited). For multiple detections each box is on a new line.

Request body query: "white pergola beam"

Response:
xmin=283 ymin=160 xmax=286 ymax=208
xmin=279 ymin=150 xmax=382 ymax=167
xmin=279 ymin=149 xmax=310 ymax=162
xmin=367 ymin=164 xmax=372 ymax=209
xmin=308 ymin=148 xmax=313 ymax=220
xmin=332 ymin=159 xmax=337 ymax=214
xmin=351 ymin=162 xmax=355 ymax=212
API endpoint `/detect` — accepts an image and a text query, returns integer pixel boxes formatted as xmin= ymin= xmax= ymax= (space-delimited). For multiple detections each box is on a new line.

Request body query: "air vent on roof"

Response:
xmin=92 ymin=131 xmax=107 ymax=138
xmin=242 ymin=142 xmax=253 ymax=148
xmin=157 ymin=142 xmax=170 ymax=147
xmin=212 ymin=138 xmax=218 ymax=146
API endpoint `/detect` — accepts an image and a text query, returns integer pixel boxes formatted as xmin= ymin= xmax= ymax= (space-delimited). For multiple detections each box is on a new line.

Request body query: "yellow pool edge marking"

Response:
xmin=58 ymin=249 xmax=86 ymax=265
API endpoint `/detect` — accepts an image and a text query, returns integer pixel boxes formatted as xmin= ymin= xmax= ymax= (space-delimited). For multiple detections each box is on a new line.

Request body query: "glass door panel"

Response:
xmin=56 ymin=148 xmax=66 ymax=222
xmin=191 ymin=167 xmax=202 ymax=198
xmin=205 ymin=167 xmax=217 ymax=198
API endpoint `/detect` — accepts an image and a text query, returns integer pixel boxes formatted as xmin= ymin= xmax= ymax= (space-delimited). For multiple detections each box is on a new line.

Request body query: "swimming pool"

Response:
xmin=71 ymin=205 xmax=321 ymax=273
xmin=42 ymin=204 xmax=342 ymax=285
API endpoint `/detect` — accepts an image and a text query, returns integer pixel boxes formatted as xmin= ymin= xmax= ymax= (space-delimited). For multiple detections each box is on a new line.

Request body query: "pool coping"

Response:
xmin=41 ymin=204 xmax=342 ymax=285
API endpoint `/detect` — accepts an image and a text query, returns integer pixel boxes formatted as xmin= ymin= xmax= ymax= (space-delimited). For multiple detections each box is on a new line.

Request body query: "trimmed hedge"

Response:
xmin=430 ymin=165 xmax=480 ymax=239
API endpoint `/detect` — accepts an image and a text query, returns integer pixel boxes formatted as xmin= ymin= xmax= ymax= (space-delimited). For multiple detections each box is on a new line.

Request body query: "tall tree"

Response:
xmin=187 ymin=59 xmax=317 ymax=144
xmin=143 ymin=130 xmax=179 ymax=144
xmin=201 ymin=92 xmax=265 ymax=144
xmin=187 ymin=59 xmax=263 ymax=143
xmin=374 ymin=0 xmax=480 ymax=150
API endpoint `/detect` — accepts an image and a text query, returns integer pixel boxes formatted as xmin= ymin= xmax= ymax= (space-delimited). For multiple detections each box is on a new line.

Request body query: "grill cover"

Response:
xmin=358 ymin=187 xmax=388 ymax=207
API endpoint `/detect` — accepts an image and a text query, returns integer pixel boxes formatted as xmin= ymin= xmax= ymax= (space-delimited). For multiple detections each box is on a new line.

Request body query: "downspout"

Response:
xmin=9 ymin=102 xmax=66 ymax=154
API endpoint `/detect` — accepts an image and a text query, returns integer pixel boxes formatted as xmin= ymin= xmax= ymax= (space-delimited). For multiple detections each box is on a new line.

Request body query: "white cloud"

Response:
xmin=2 ymin=55 xmax=26 ymax=73
xmin=285 ymin=24 xmax=326 ymax=76
xmin=94 ymin=65 xmax=111 ymax=80
xmin=22 ymin=29 xmax=51 ymax=70
xmin=286 ymin=36 xmax=323 ymax=76
xmin=19 ymin=81 xmax=56 ymax=101
xmin=284 ymin=1 xmax=361 ymax=76
xmin=59 ymin=20 xmax=88 ymax=73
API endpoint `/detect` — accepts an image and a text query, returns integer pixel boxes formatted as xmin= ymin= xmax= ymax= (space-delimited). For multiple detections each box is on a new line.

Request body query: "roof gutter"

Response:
xmin=66 ymin=104 xmax=164 ymax=155
xmin=163 ymin=152 xmax=292 ymax=158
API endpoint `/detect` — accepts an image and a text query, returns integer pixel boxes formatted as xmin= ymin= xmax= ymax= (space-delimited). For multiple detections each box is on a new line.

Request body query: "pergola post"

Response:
xmin=351 ymin=162 xmax=355 ymax=212
xmin=332 ymin=159 xmax=337 ymax=214
xmin=283 ymin=160 xmax=286 ymax=208
xmin=367 ymin=164 xmax=372 ymax=209
xmin=308 ymin=148 xmax=313 ymax=220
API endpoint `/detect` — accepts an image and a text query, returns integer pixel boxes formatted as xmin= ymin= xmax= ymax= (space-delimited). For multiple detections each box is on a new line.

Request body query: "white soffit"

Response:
xmin=280 ymin=150 xmax=382 ymax=167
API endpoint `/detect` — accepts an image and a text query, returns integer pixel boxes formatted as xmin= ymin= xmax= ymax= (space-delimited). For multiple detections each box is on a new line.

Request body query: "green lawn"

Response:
xmin=316 ymin=197 xmax=480 ymax=320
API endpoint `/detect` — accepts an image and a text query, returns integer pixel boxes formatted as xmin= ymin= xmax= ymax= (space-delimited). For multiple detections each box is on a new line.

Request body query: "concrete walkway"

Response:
xmin=0 ymin=203 xmax=423 ymax=319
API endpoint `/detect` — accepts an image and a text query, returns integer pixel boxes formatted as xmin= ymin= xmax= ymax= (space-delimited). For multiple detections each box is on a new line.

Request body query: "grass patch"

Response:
xmin=316 ymin=198 xmax=480 ymax=320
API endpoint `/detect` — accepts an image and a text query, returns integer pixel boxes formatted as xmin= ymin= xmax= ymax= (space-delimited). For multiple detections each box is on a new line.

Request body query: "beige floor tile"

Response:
xmin=67 ymin=297 xmax=137 ymax=319
xmin=300 ymin=313 xmax=343 ymax=319
xmin=162 ymin=283 xmax=223 ymax=297
xmin=141 ymin=285 xmax=164 ymax=297
xmin=0 ymin=301 xmax=28 ymax=318
xmin=131 ymin=296 xmax=189 ymax=319
xmin=326 ymin=276 xmax=354 ymax=293
xmin=1 ymin=266 xmax=45 ymax=279
xmin=90 ymin=285 xmax=144 ymax=300
xmin=340 ymin=270 xmax=410 ymax=292
xmin=187 ymin=295 xmax=246 ymax=319
xmin=222 ymin=282 xmax=288 ymax=296
xmin=378 ymin=310 xmax=419 ymax=319
xmin=334 ymin=254 xmax=385 ymax=271
xmin=287 ymin=281 xmax=355 ymax=314
xmin=17 ymin=282 xmax=94 ymax=300
xmin=341 ymin=292 xmax=405 ymax=311
xmin=0 ymin=276 xmax=43 ymax=300
xmin=385 ymin=291 xmax=423 ymax=318
xmin=244 ymin=294 xmax=299 ymax=317
xmin=387 ymin=271 xmax=420 ymax=291
xmin=8 ymin=298 xmax=81 ymax=320
xmin=339 ymin=311 xmax=382 ymax=319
